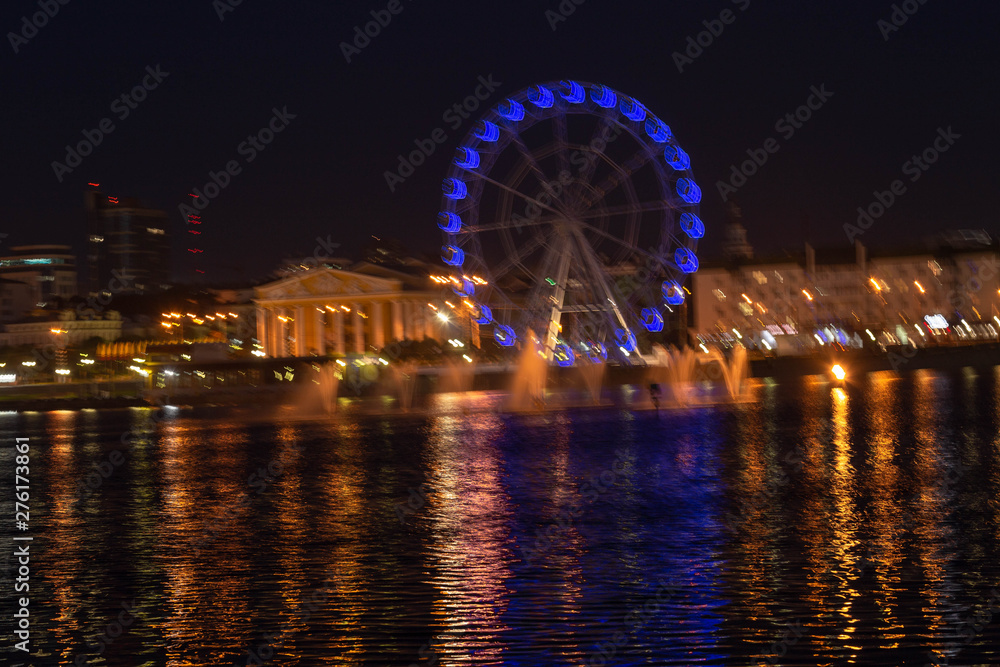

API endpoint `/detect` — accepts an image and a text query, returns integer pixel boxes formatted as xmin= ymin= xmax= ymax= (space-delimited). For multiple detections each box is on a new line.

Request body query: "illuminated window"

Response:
xmin=713 ymin=289 xmax=726 ymax=301
xmin=753 ymin=271 xmax=768 ymax=285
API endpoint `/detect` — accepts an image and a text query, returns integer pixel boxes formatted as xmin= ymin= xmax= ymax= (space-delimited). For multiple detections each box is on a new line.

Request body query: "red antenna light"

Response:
xmin=87 ymin=182 xmax=100 ymax=187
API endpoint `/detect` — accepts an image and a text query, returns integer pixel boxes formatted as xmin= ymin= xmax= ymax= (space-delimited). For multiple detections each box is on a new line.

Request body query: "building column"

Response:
xmin=267 ymin=309 xmax=280 ymax=358
xmin=424 ymin=301 xmax=436 ymax=340
xmin=372 ymin=302 xmax=385 ymax=349
xmin=256 ymin=305 xmax=267 ymax=352
xmin=334 ymin=310 xmax=345 ymax=355
xmin=392 ymin=301 xmax=404 ymax=342
xmin=353 ymin=303 xmax=364 ymax=354
xmin=401 ymin=302 xmax=412 ymax=340
xmin=314 ymin=308 xmax=326 ymax=356
xmin=294 ymin=306 xmax=307 ymax=357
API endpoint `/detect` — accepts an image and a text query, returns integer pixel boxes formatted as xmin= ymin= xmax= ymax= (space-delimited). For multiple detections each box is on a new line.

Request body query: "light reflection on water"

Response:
xmin=0 ymin=374 xmax=998 ymax=665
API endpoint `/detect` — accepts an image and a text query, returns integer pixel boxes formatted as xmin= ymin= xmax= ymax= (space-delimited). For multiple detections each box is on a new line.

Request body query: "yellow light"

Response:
xmin=437 ymin=312 xmax=450 ymax=322
xmin=445 ymin=301 xmax=455 ymax=309
xmin=870 ymin=277 xmax=882 ymax=292
xmin=802 ymin=289 xmax=813 ymax=301
xmin=914 ymin=281 xmax=925 ymax=294
xmin=462 ymin=300 xmax=473 ymax=308
xmin=832 ymin=364 xmax=846 ymax=381
xmin=427 ymin=303 xmax=437 ymax=311
xmin=741 ymin=294 xmax=752 ymax=304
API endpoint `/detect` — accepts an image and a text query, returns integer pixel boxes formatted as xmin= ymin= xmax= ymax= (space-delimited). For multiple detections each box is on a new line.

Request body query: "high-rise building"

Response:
xmin=86 ymin=190 xmax=171 ymax=295
xmin=0 ymin=245 xmax=77 ymax=305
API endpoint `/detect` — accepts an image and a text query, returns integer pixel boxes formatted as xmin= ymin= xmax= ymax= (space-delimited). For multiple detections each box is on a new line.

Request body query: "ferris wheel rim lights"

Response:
xmin=436 ymin=80 xmax=704 ymax=365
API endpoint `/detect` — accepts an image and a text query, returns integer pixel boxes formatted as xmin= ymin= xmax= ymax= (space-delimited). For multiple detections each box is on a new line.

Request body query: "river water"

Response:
xmin=1 ymin=370 xmax=999 ymax=666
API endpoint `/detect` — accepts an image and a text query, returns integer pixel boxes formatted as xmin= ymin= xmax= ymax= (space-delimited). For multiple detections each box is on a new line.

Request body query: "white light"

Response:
xmin=732 ymin=328 xmax=742 ymax=340
xmin=462 ymin=354 xmax=473 ymax=363
xmin=761 ymin=340 xmax=771 ymax=351
xmin=814 ymin=334 xmax=824 ymax=346
xmin=437 ymin=312 xmax=450 ymax=322
xmin=251 ymin=350 xmax=266 ymax=357
xmin=80 ymin=358 xmax=95 ymax=365
xmin=618 ymin=346 xmax=630 ymax=357
xmin=336 ymin=359 xmax=346 ymax=367
xmin=699 ymin=343 xmax=709 ymax=353
xmin=962 ymin=319 xmax=972 ymax=333
xmin=378 ymin=358 xmax=388 ymax=366
xmin=866 ymin=329 xmax=876 ymax=341
xmin=0 ymin=374 xmax=15 ymax=383
xmin=55 ymin=369 xmax=70 ymax=375
xmin=22 ymin=361 xmax=36 ymax=367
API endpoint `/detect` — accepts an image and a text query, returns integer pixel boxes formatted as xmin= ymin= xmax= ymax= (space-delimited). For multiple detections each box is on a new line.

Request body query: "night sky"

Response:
xmin=2 ymin=0 xmax=997 ymax=284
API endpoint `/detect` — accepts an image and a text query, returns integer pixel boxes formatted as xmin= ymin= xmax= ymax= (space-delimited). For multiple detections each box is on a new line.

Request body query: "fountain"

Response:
xmin=317 ymin=362 xmax=339 ymax=414
xmin=383 ymin=361 xmax=418 ymax=411
xmin=647 ymin=344 xmax=750 ymax=407
xmin=699 ymin=346 xmax=750 ymax=401
xmin=649 ymin=344 xmax=698 ymax=407
xmin=577 ymin=359 xmax=606 ymax=405
xmin=439 ymin=358 xmax=476 ymax=393
xmin=506 ymin=329 xmax=548 ymax=412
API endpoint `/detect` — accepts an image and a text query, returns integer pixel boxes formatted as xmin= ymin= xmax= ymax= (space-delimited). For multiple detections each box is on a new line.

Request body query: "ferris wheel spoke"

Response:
xmin=571 ymin=199 xmax=681 ymax=222
xmin=491 ymin=232 xmax=548 ymax=281
xmin=509 ymin=133 xmax=568 ymax=212
xmin=573 ymin=117 xmax=614 ymax=196
xmin=580 ymin=148 xmax=657 ymax=210
xmin=575 ymin=220 xmax=667 ymax=266
xmin=467 ymin=171 xmax=564 ymax=218
xmin=465 ymin=213 xmax=562 ymax=233
xmin=553 ymin=114 xmax=571 ymax=176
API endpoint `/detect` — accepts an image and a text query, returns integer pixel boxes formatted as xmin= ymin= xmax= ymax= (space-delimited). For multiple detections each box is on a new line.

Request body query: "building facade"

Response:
xmin=86 ymin=190 xmax=170 ymax=295
xmin=254 ymin=267 xmax=446 ymax=357
xmin=0 ymin=310 xmax=122 ymax=347
xmin=0 ymin=245 xmax=77 ymax=305
xmin=692 ymin=240 xmax=1000 ymax=343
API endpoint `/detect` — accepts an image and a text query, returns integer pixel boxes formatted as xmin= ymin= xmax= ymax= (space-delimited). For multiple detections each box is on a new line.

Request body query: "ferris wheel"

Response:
xmin=437 ymin=80 xmax=704 ymax=365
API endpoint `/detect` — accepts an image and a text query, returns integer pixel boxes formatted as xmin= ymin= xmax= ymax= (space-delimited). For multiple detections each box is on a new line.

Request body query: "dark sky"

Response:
xmin=2 ymin=0 xmax=997 ymax=284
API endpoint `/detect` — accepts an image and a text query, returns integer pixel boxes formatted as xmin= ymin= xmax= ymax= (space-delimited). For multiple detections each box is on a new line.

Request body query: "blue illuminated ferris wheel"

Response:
xmin=437 ymin=80 xmax=704 ymax=365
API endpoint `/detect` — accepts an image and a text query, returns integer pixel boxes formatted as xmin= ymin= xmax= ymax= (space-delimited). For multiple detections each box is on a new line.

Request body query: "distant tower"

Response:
xmin=722 ymin=202 xmax=753 ymax=261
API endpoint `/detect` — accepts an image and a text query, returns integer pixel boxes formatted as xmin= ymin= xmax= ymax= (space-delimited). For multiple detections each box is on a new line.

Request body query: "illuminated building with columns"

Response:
xmin=254 ymin=266 xmax=449 ymax=357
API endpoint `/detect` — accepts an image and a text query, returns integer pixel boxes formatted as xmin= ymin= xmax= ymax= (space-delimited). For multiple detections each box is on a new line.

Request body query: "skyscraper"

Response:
xmin=86 ymin=189 xmax=170 ymax=295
